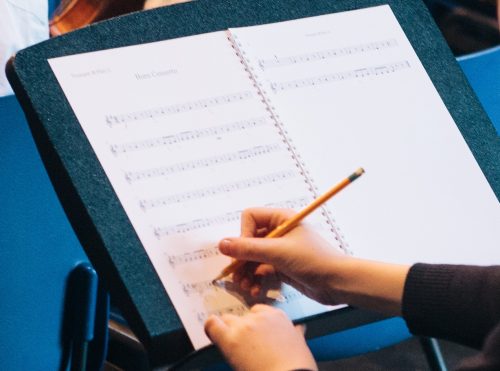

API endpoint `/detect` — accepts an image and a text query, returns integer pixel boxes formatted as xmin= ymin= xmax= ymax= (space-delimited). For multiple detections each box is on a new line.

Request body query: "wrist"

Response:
xmin=326 ymin=256 xmax=410 ymax=315
xmin=231 ymin=354 xmax=317 ymax=371
xmin=324 ymin=255 xmax=359 ymax=303
xmin=266 ymin=346 xmax=318 ymax=371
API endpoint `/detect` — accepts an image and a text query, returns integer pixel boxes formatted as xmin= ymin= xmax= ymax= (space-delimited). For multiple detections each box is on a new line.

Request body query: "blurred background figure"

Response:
xmin=423 ymin=0 xmax=499 ymax=54
xmin=0 ymin=0 xmax=49 ymax=96
xmin=48 ymin=0 xmax=144 ymax=36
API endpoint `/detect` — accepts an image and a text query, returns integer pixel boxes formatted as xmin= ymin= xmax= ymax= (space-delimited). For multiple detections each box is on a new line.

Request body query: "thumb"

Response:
xmin=219 ymin=237 xmax=281 ymax=264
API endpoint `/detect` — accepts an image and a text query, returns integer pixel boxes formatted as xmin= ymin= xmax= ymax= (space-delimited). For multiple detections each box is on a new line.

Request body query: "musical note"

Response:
xmin=154 ymin=197 xmax=310 ymax=238
xmin=105 ymin=90 xmax=254 ymax=126
xmin=270 ymin=61 xmax=410 ymax=92
xmin=140 ymin=170 xmax=297 ymax=210
xmin=167 ymin=246 xmax=221 ymax=268
xmin=125 ymin=143 xmax=283 ymax=183
xmin=258 ymin=39 xmax=398 ymax=70
xmin=110 ymin=117 xmax=270 ymax=155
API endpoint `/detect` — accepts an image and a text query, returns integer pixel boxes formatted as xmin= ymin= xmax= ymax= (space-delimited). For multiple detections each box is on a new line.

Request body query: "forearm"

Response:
xmin=327 ymin=257 xmax=410 ymax=316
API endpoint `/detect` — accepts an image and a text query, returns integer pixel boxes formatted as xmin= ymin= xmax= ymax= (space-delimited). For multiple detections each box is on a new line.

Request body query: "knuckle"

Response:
xmin=282 ymin=207 xmax=296 ymax=216
xmin=240 ymin=209 xmax=250 ymax=222
xmin=250 ymin=303 xmax=266 ymax=312
xmin=267 ymin=306 xmax=287 ymax=319
xmin=240 ymin=319 xmax=257 ymax=334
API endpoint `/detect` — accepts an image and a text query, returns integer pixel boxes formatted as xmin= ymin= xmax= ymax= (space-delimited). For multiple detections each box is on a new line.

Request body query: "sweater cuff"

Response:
xmin=402 ymin=263 xmax=497 ymax=349
xmin=402 ymin=263 xmax=456 ymax=333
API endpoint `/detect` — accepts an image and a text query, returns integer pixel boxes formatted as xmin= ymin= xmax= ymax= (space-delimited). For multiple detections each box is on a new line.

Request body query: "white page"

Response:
xmin=230 ymin=5 xmax=500 ymax=265
xmin=48 ymin=31 xmax=343 ymax=349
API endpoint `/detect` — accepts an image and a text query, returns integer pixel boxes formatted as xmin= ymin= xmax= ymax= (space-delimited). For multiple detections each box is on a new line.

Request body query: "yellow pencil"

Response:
xmin=213 ymin=167 xmax=365 ymax=281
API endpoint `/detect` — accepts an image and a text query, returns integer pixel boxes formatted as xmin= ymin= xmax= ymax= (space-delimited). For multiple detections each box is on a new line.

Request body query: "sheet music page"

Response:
xmin=230 ymin=5 xmax=500 ymax=265
xmin=48 ymin=31 xmax=342 ymax=349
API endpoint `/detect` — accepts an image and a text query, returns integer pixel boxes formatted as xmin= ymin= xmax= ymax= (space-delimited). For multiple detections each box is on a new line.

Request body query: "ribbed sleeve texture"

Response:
xmin=402 ymin=263 xmax=500 ymax=370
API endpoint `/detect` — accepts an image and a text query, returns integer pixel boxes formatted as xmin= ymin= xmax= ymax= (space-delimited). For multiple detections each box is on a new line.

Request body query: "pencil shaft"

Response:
xmin=266 ymin=177 xmax=351 ymax=238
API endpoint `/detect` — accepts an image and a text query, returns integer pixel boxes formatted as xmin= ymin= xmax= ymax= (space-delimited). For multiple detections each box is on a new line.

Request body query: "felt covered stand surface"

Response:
xmin=7 ymin=0 xmax=499 ymax=367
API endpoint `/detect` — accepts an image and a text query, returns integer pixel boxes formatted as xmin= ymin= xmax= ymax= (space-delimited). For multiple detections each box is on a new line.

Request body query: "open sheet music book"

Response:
xmin=48 ymin=5 xmax=500 ymax=348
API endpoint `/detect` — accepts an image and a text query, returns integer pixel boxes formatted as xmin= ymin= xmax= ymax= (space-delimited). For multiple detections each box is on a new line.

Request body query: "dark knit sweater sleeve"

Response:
xmin=402 ymin=263 xmax=500 ymax=349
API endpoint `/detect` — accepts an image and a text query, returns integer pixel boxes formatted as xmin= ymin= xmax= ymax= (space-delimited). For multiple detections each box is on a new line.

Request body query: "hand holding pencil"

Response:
xmin=213 ymin=168 xmax=364 ymax=299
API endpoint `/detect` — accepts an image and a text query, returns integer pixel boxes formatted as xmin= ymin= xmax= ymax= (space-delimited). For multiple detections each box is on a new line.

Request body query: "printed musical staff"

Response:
xmin=155 ymin=210 xmax=242 ymax=238
xmin=105 ymin=91 xmax=254 ymax=125
xmin=182 ymin=280 xmax=220 ymax=296
xmin=269 ymin=196 xmax=310 ymax=210
xmin=167 ymin=246 xmax=220 ymax=268
xmin=140 ymin=170 xmax=297 ymax=210
xmin=182 ymin=278 xmax=305 ymax=302
xmin=125 ymin=144 xmax=283 ymax=183
xmin=197 ymin=304 xmax=248 ymax=323
xmin=270 ymin=61 xmax=410 ymax=92
xmin=110 ymin=117 xmax=269 ymax=155
xmin=194 ymin=289 xmax=305 ymax=324
xmin=154 ymin=196 xmax=310 ymax=238
xmin=258 ymin=39 xmax=398 ymax=70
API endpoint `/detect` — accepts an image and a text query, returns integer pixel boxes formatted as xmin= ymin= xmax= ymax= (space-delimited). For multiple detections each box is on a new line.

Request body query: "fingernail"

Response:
xmin=219 ymin=239 xmax=231 ymax=254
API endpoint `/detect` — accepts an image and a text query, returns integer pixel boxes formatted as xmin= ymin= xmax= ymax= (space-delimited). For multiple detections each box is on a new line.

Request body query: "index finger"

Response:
xmin=204 ymin=315 xmax=228 ymax=345
xmin=240 ymin=208 xmax=296 ymax=237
